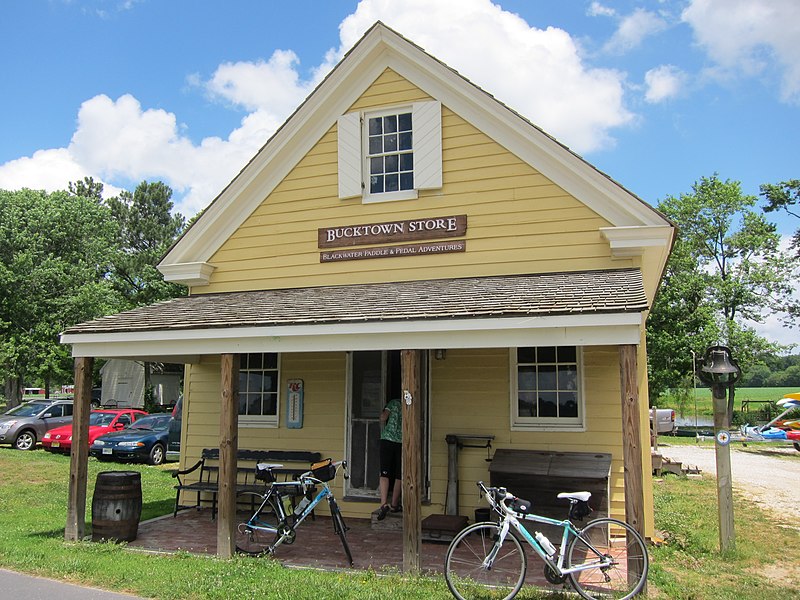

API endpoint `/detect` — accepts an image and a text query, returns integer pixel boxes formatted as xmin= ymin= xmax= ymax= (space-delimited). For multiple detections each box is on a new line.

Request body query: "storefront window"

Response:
xmin=513 ymin=346 xmax=582 ymax=429
xmin=239 ymin=353 xmax=279 ymax=426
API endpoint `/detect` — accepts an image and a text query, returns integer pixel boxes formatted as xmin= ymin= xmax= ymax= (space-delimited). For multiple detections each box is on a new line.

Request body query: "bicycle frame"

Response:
xmin=242 ymin=463 xmax=342 ymax=552
xmin=479 ymin=484 xmax=615 ymax=577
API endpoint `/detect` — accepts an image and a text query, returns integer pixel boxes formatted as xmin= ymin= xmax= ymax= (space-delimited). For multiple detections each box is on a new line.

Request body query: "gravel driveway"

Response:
xmin=656 ymin=441 xmax=800 ymax=529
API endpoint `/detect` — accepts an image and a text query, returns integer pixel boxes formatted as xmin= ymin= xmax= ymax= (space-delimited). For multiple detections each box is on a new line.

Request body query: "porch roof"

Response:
xmin=61 ymin=268 xmax=648 ymax=361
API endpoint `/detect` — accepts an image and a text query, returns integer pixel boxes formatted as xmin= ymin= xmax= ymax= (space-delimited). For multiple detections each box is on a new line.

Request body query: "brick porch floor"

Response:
xmin=127 ymin=508 xmax=560 ymax=590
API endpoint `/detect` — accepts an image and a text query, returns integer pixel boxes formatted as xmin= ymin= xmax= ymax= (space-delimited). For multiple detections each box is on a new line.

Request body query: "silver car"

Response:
xmin=0 ymin=399 xmax=74 ymax=450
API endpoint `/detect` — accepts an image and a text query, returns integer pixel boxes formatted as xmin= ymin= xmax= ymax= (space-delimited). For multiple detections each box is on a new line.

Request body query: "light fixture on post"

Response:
xmin=434 ymin=349 xmax=447 ymax=361
xmin=697 ymin=345 xmax=741 ymax=553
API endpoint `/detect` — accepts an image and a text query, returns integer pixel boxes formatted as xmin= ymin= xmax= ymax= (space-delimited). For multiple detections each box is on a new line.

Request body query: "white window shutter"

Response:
xmin=413 ymin=100 xmax=442 ymax=190
xmin=337 ymin=112 xmax=362 ymax=199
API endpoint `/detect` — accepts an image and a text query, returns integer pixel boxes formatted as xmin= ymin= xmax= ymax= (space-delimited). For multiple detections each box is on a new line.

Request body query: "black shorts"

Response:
xmin=379 ymin=439 xmax=402 ymax=479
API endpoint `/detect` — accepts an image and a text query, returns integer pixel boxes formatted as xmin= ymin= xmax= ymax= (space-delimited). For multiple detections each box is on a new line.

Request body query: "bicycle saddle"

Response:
xmin=557 ymin=491 xmax=591 ymax=502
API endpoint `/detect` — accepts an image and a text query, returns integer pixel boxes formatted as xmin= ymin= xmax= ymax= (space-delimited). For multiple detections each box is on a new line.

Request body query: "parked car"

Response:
xmin=0 ymin=399 xmax=74 ymax=450
xmin=167 ymin=395 xmax=182 ymax=460
xmin=90 ymin=413 xmax=173 ymax=465
xmin=41 ymin=409 xmax=148 ymax=453
xmin=650 ymin=408 xmax=676 ymax=435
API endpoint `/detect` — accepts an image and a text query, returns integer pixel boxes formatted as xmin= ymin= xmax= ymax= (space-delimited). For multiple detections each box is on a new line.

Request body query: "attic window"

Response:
xmin=367 ymin=111 xmax=414 ymax=195
xmin=337 ymin=100 xmax=442 ymax=202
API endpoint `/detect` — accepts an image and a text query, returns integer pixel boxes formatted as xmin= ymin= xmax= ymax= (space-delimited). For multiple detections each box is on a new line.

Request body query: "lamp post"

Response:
xmin=697 ymin=345 xmax=741 ymax=552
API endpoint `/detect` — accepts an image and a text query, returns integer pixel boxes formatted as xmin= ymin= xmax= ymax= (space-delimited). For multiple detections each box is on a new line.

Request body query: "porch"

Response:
xmin=128 ymin=508 xmax=559 ymax=590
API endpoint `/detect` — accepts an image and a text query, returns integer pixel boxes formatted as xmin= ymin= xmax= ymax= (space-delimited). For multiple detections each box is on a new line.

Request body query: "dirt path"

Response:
xmin=656 ymin=441 xmax=800 ymax=529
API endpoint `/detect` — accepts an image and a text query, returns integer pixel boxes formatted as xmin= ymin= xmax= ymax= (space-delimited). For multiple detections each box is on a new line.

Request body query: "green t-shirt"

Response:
xmin=380 ymin=399 xmax=402 ymax=443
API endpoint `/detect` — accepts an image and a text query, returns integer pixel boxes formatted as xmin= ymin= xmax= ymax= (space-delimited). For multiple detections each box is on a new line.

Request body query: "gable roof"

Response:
xmin=159 ymin=22 xmax=672 ymax=285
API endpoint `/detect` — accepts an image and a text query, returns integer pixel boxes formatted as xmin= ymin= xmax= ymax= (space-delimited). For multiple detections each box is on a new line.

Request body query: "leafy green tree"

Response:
xmin=105 ymin=181 xmax=187 ymax=309
xmin=68 ymin=176 xmax=105 ymax=202
xmin=0 ymin=189 xmax=119 ymax=406
xmin=761 ymin=179 xmax=800 ymax=256
xmin=647 ymin=175 xmax=793 ymax=401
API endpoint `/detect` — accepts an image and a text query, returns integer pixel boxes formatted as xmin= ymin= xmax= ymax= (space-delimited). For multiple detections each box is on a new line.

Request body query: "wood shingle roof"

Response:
xmin=64 ymin=268 xmax=647 ymax=336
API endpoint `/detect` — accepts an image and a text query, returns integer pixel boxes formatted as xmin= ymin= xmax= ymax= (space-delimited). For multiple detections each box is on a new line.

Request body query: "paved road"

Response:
xmin=0 ymin=569 xmax=148 ymax=600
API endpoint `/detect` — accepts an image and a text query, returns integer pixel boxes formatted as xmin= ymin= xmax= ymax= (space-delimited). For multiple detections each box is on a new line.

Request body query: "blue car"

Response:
xmin=90 ymin=413 xmax=173 ymax=465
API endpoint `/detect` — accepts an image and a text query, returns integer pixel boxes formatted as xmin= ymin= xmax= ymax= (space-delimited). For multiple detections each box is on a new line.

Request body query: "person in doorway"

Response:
xmin=377 ymin=397 xmax=402 ymax=520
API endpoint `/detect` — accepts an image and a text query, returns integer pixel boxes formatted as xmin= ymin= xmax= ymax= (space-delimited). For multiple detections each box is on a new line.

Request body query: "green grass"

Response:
xmin=656 ymin=386 xmax=799 ymax=420
xmin=1 ymin=448 xmax=799 ymax=598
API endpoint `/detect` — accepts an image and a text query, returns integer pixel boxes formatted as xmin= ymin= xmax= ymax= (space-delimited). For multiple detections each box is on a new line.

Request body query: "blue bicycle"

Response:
xmin=235 ymin=458 xmax=353 ymax=566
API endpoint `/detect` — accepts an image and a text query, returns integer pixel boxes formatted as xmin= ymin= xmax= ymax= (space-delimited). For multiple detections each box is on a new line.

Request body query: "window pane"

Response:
xmin=399 ymin=152 xmax=413 ymax=170
xmin=385 ymin=174 xmax=399 ymax=192
xmin=558 ymin=365 xmax=578 ymax=390
xmin=263 ymin=393 xmax=278 ymax=416
xmin=384 ymin=154 xmax=398 ymax=173
xmin=384 ymin=133 xmax=398 ymax=152
xmin=518 ymin=347 xmax=535 ymax=363
xmin=400 ymin=172 xmax=414 ymax=190
xmin=518 ymin=366 xmax=535 ymax=391
xmin=261 ymin=373 xmax=277 ymax=394
xmin=247 ymin=394 xmax=261 ymax=416
xmin=518 ymin=392 xmax=536 ymax=417
xmin=368 ymin=117 xmax=382 ymax=135
xmin=538 ymin=392 xmax=558 ymax=417
xmin=238 ymin=395 xmax=247 ymax=414
xmin=559 ymin=392 xmax=578 ymax=417
xmin=369 ymin=136 xmax=382 ymax=155
xmin=383 ymin=115 xmax=397 ymax=133
xmin=538 ymin=347 xmax=556 ymax=363
xmin=398 ymin=112 xmax=412 ymax=131
xmin=370 ymin=175 xmax=383 ymax=194
xmin=537 ymin=365 xmax=557 ymax=390
xmin=399 ymin=132 xmax=412 ymax=150
xmin=558 ymin=347 xmax=576 ymax=362
xmin=370 ymin=157 xmax=383 ymax=174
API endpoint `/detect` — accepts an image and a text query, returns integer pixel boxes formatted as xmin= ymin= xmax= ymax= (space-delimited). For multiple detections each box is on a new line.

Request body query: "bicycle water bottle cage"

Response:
xmin=509 ymin=497 xmax=532 ymax=515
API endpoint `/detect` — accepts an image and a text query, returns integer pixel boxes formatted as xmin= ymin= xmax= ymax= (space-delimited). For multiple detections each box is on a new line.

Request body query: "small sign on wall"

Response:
xmin=286 ymin=379 xmax=304 ymax=429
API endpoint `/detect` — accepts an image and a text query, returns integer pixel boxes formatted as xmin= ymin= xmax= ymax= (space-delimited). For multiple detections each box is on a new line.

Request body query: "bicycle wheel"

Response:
xmin=445 ymin=522 xmax=527 ymax=600
xmin=235 ymin=491 xmax=279 ymax=555
xmin=566 ymin=518 xmax=648 ymax=600
xmin=329 ymin=498 xmax=353 ymax=566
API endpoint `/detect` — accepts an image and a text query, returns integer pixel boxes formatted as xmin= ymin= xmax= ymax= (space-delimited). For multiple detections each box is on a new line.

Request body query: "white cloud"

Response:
xmin=0 ymin=0 xmax=637 ymax=217
xmin=604 ymin=8 xmax=668 ymax=54
xmin=333 ymin=0 xmax=633 ymax=153
xmin=644 ymin=65 xmax=686 ymax=103
xmin=587 ymin=2 xmax=616 ymax=18
xmin=682 ymin=0 xmax=800 ymax=103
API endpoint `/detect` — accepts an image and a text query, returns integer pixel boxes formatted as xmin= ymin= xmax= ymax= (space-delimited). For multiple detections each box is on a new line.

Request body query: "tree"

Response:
xmin=647 ymin=175 xmax=793 ymax=401
xmin=68 ymin=176 xmax=105 ymax=202
xmin=105 ymin=181 xmax=187 ymax=308
xmin=761 ymin=179 xmax=800 ymax=256
xmin=0 ymin=189 xmax=119 ymax=406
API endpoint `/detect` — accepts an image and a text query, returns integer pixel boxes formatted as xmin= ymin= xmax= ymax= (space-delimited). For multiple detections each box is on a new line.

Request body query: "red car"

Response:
xmin=42 ymin=409 xmax=148 ymax=453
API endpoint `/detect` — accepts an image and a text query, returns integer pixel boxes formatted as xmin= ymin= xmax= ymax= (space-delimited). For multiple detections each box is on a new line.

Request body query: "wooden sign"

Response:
xmin=320 ymin=240 xmax=466 ymax=263
xmin=319 ymin=215 xmax=467 ymax=248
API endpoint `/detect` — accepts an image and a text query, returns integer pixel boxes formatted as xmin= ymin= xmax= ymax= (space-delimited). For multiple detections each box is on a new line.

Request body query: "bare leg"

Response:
xmin=379 ymin=476 xmax=390 ymax=506
xmin=391 ymin=477 xmax=401 ymax=508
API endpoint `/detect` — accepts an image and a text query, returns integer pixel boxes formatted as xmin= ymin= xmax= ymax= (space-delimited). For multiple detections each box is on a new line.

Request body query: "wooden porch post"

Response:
xmin=400 ymin=349 xmax=421 ymax=574
xmin=619 ymin=344 xmax=647 ymax=590
xmin=66 ymin=356 xmax=93 ymax=541
xmin=218 ymin=353 xmax=239 ymax=558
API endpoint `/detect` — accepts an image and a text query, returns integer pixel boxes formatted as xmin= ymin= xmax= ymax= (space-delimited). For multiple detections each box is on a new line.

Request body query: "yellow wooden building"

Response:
xmin=62 ymin=22 xmax=674 ymax=567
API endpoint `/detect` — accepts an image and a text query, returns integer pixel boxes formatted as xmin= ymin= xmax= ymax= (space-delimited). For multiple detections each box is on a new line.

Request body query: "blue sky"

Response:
xmin=1 ymin=0 xmax=798 ymax=343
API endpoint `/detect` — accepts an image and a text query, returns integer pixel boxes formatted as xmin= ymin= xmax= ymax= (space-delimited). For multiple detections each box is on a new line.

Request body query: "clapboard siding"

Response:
xmin=201 ymin=70 xmax=623 ymax=294
xmin=424 ymin=347 xmax=628 ymax=522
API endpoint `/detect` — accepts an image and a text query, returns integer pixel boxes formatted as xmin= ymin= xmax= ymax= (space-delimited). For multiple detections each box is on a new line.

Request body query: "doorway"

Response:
xmin=346 ymin=350 xmax=429 ymax=499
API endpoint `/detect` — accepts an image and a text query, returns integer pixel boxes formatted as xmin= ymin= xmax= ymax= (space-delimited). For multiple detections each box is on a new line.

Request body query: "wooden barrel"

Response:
xmin=91 ymin=471 xmax=142 ymax=542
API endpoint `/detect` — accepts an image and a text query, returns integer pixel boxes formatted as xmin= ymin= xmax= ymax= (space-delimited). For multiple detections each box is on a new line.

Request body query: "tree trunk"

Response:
xmin=4 ymin=376 xmax=22 ymax=408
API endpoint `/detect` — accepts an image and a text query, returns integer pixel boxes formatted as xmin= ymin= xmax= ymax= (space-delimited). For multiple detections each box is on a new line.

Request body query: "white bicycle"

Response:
xmin=444 ymin=481 xmax=649 ymax=600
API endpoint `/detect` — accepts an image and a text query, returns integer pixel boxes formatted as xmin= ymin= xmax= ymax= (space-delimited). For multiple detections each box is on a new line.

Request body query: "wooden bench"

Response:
xmin=173 ymin=448 xmax=322 ymax=519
